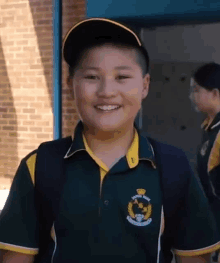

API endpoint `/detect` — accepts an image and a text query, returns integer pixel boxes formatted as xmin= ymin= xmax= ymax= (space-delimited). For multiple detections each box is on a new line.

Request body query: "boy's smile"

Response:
xmin=71 ymin=44 xmax=150 ymax=133
xmin=95 ymin=105 xmax=121 ymax=112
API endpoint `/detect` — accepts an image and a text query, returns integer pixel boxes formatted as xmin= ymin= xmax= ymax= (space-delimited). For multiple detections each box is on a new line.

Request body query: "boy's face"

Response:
xmin=189 ymin=78 xmax=219 ymax=113
xmin=71 ymin=44 xmax=150 ymax=133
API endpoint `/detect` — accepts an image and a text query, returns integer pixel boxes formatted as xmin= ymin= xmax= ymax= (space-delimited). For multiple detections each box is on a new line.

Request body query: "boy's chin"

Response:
xmin=86 ymin=120 xmax=133 ymax=133
xmin=192 ymin=104 xmax=201 ymax=113
xmin=94 ymin=123 xmax=124 ymax=132
xmin=195 ymin=106 xmax=208 ymax=114
xmin=194 ymin=106 xmax=201 ymax=113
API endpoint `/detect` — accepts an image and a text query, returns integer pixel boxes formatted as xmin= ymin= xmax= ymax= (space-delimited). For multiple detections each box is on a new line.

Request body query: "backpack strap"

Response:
xmin=148 ymin=138 xmax=190 ymax=262
xmin=34 ymin=136 xmax=72 ymax=262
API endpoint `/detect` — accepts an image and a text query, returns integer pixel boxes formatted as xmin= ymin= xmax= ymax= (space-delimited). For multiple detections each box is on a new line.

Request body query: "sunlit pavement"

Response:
xmin=0 ymin=189 xmax=9 ymax=212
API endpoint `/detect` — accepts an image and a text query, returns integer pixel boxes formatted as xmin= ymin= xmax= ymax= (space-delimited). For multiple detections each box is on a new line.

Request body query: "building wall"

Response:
xmin=142 ymin=22 xmax=220 ymax=63
xmin=140 ymin=23 xmax=220 ymax=171
xmin=0 ymin=0 xmax=86 ymax=189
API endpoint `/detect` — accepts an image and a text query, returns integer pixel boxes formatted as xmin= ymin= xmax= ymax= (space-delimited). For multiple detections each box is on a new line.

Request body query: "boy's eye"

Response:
xmin=116 ymin=75 xmax=131 ymax=80
xmin=84 ymin=75 xmax=100 ymax=80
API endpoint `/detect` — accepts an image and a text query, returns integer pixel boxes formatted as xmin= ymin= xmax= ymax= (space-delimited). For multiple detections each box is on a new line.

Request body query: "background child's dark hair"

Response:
xmin=193 ymin=62 xmax=220 ymax=91
xmin=68 ymin=40 xmax=150 ymax=79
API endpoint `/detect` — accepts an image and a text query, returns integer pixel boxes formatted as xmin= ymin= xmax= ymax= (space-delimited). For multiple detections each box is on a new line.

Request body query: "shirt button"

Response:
xmin=104 ymin=200 xmax=109 ymax=206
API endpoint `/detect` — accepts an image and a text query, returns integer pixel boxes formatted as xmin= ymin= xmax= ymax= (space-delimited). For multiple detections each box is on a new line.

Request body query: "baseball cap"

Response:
xmin=62 ymin=18 xmax=147 ymax=68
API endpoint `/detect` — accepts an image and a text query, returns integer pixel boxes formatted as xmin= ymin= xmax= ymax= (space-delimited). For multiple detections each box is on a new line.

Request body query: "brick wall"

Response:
xmin=0 ymin=0 xmax=86 ymax=189
xmin=62 ymin=1 xmax=86 ymax=136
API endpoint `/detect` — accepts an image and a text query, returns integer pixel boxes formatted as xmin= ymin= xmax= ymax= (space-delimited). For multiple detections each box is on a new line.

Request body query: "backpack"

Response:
xmin=34 ymin=136 xmax=191 ymax=263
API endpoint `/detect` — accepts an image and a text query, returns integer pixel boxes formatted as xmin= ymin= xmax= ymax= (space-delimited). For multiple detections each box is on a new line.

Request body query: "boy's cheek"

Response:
xmin=74 ymin=88 xmax=88 ymax=100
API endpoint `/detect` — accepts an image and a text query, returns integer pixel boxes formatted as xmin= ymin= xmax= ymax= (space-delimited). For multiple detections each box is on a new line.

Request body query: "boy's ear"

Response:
xmin=212 ymin=88 xmax=220 ymax=100
xmin=142 ymin=73 xmax=150 ymax=99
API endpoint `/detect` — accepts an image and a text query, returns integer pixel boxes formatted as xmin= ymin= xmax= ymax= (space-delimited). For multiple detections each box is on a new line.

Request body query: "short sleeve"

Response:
xmin=0 ymin=152 xmax=39 ymax=255
xmin=172 ymin=172 xmax=220 ymax=256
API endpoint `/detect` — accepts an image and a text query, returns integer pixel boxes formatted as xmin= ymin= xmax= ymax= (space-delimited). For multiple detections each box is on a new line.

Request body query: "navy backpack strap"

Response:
xmin=34 ymin=136 xmax=72 ymax=262
xmin=148 ymin=138 xmax=190 ymax=262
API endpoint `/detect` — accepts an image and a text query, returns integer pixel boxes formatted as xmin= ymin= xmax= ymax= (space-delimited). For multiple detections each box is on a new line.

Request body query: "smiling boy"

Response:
xmin=70 ymin=43 xmax=149 ymax=168
xmin=0 ymin=18 xmax=220 ymax=263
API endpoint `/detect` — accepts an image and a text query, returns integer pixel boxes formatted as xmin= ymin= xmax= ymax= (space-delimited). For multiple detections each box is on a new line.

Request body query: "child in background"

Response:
xmin=190 ymin=62 xmax=220 ymax=262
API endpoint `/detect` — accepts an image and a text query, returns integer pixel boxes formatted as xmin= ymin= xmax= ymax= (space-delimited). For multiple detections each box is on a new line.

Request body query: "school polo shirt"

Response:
xmin=0 ymin=121 xmax=220 ymax=263
xmin=197 ymin=112 xmax=220 ymax=231
xmin=54 ymin=125 xmax=163 ymax=263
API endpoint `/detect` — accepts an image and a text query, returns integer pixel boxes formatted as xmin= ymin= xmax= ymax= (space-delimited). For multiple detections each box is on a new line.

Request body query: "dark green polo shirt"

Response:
xmin=197 ymin=112 xmax=220 ymax=231
xmin=0 ymin=122 xmax=220 ymax=263
xmin=55 ymin=126 xmax=162 ymax=262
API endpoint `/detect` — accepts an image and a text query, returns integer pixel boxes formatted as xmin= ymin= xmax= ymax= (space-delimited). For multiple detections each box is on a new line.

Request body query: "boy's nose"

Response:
xmin=97 ymin=76 xmax=117 ymax=97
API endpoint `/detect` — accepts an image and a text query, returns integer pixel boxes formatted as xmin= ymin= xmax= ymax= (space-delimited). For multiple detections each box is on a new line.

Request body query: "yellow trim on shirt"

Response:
xmin=0 ymin=241 xmax=39 ymax=255
xmin=100 ymin=167 xmax=108 ymax=185
xmin=51 ymin=224 xmax=56 ymax=242
xmin=26 ymin=153 xmax=37 ymax=185
xmin=82 ymin=136 xmax=109 ymax=172
xmin=202 ymin=117 xmax=212 ymax=131
xmin=83 ymin=129 xmax=139 ymax=170
xmin=83 ymin=129 xmax=139 ymax=184
xmin=208 ymin=131 xmax=220 ymax=172
xmin=126 ymin=129 xmax=139 ymax=168
xmin=83 ymin=136 xmax=109 ymax=185
xmin=202 ymin=118 xmax=209 ymax=128
xmin=173 ymin=241 xmax=220 ymax=256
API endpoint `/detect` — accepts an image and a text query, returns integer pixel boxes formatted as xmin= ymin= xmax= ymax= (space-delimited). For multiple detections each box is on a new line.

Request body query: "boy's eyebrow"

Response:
xmin=115 ymin=66 xmax=134 ymax=70
xmin=81 ymin=67 xmax=100 ymax=70
xmin=81 ymin=66 xmax=134 ymax=71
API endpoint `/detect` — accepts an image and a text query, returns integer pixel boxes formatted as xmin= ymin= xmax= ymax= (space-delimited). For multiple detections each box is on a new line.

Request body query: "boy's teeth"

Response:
xmin=96 ymin=105 xmax=120 ymax=111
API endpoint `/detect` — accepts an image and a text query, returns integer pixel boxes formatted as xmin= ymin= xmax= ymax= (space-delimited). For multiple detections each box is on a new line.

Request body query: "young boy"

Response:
xmin=190 ymin=63 xmax=220 ymax=262
xmin=0 ymin=18 xmax=220 ymax=263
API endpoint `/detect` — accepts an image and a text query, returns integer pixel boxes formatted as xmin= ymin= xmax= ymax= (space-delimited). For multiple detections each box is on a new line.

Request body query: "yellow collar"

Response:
xmin=82 ymin=129 xmax=139 ymax=172
xmin=126 ymin=129 xmax=139 ymax=169
xmin=201 ymin=117 xmax=213 ymax=131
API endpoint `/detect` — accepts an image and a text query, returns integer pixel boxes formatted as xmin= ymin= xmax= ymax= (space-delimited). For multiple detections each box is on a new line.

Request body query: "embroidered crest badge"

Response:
xmin=200 ymin=140 xmax=209 ymax=156
xmin=127 ymin=189 xmax=152 ymax=227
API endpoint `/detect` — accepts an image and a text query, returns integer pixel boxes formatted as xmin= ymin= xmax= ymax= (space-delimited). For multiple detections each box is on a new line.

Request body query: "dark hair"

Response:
xmin=68 ymin=41 xmax=150 ymax=78
xmin=193 ymin=62 xmax=220 ymax=91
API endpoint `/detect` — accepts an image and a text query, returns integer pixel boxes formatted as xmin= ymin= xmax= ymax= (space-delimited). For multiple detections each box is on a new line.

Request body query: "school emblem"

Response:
xmin=200 ymin=140 xmax=209 ymax=156
xmin=127 ymin=189 xmax=152 ymax=227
